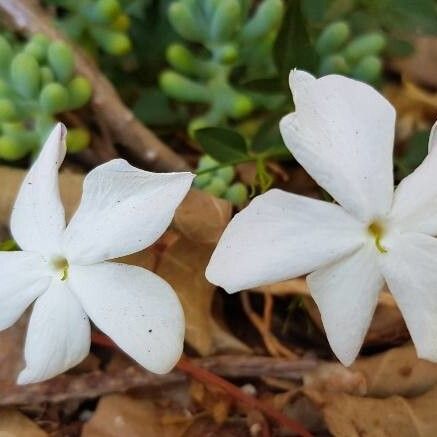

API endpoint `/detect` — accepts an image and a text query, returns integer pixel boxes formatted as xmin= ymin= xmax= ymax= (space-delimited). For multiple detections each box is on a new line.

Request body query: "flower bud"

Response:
xmin=224 ymin=182 xmax=248 ymax=206
xmin=48 ymin=41 xmax=75 ymax=83
xmin=216 ymin=165 xmax=235 ymax=184
xmin=0 ymin=135 xmax=27 ymax=161
xmin=203 ymin=176 xmax=227 ymax=196
xmin=10 ymin=53 xmax=40 ymax=98
xmin=241 ymin=0 xmax=284 ymax=41
xmin=352 ymin=55 xmax=382 ymax=83
xmin=319 ymin=54 xmax=350 ymax=75
xmin=210 ymin=0 xmax=241 ymax=42
xmin=0 ymin=98 xmax=17 ymax=121
xmin=67 ymin=76 xmax=92 ymax=109
xmin=160 ymin=70 xmax=209 ymax=103
xmin=343 ymin=33 xmax=386 ymax=63
xmin=39 ymin=83 xmax=69 ymax=114
xmin=168 ymin=2 xmax=203 ymax=42
xmin=66 ymin=127 xmax=91 ymax=153
xmin=315 ymin=21 xmax=350 ymax=55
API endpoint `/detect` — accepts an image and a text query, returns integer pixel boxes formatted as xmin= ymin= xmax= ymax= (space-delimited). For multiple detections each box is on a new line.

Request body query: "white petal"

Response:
xmin=206 ymin=189 xmax=366 ymax=293
xmin=10 ymin=124 xmax=67 ymax=256
xmin=279 ymin=70 xmax=395 ymax=222
xmin=0 ymin=251 xmax=51 ymax=330
xmin=428 ymin=121 xmax=437 ymax=152
xmin=378 ymin=232 xmax=437 ymax=362
xmin=307 ymin=243 xmax=384 ymax=366
xmin=63 ymin=159 xmax=194 ymax=265
xmin=17 ymin=280 xmax=90 ymax=384
xmin=69 ymin=262 xmax=185 ymax=374
xmin=390 ymin=131 xmax=437 ymax=235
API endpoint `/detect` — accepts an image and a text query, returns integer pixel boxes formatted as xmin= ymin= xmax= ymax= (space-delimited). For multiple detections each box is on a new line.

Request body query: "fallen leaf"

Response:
xmin=155 ymin=236 xmax=250 ymax=356
xmin=322 ymin=384 xmax=437 ymax=437
xmin=0 ymin=408 xmax=47 ymax=436
xmin=82 ymin=394 xmax=193 ymax=437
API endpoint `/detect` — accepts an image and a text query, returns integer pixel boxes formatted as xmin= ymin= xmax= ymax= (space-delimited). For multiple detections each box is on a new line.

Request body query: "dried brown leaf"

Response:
xmin=82 ymin=394 xmax=193 ymax=437
xmin=323 ymin=384 xmax=437 ymax=437
xmin=0 ymin=408 xmax=47 ymax=436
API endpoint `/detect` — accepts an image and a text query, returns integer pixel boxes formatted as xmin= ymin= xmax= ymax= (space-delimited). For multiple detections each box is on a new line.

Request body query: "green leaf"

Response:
xmin=274 ymin=0 xmax=318 ymax=86
xmin=251 ymin=113 xmax=289 ymax=156
xmin=195 ymin=127 xmax=249 ymax=163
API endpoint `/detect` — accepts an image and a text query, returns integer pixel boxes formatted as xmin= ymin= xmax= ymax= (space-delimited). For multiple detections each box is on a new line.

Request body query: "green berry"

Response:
xmin=203 ymin=177 xmax=227 ymax=196
xmin=0 ymin=135 xmax=27 ymax=161
xmin=210 ymin=0 xmax=241 ymax=42
xmin=10 ymin=53 xmax=40 ymax=98
xmin=319 ymin=54 xmax=350 ymax=75
xmin=216 ymin=165 xmax=235 ymax=184
xmin=198 ymin=155 xmax=219 ymax=170
xmin=352 ymin=55 xmax=382 ymax=83
xmin=66 ymin=128 xmax=90 ymax=153
xmin=225 ymin=182 xmax=248 ymax=206
xmin=316 ymin=21 xmax=350 ymax=55
xmin=343 ymin=33 xmax=386 ymax=63
xmin=193 ymin=173 xmax=213 ymax=188
xmin=47 ymin=41 xmax=75 ymax=83
xmin=67 ymin=76 xmax=92 ymax=109
xmin=39 ymin=83 xmax=69 ymax=114
xmin=0 ymin=98 xmax=17 ymax=121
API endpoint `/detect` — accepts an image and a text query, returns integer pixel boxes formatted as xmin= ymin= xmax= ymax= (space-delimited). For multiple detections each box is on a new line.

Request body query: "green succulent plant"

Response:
xmin=46 ymin=0 xmax=132 ymax=56
xmin=0 ymin=34 xmax=92 ymax=161
xmin=316 ymin=21 xmax=386 ymax=83
xmin=160 ymin=0 xmax=284 ymax=135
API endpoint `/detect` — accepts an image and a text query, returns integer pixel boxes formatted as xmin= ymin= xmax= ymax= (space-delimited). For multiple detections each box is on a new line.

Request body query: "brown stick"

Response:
xmin=0 ymin=354 xmax=318 ymax=406
xmin=0 ymin=0 xmax=190 ymax=172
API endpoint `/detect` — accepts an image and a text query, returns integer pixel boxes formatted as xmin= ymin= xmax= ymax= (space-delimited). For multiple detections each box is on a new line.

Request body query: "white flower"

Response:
xmin=206 ymin=70 xmax=437 ymax=366
xmin=1 ymin=124 xmax=194 ymax=384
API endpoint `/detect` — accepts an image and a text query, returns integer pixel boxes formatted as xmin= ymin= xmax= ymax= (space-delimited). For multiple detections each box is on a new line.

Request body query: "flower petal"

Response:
xmin=390 ymin=128 xmax=437 ymax=235
xmin=279 ymin=70 xmax=395 ymax=222
xmin=0 ymin=251 xmax=51 ymax=331
xmin=68 ymin=262 xmax=184 ymax=374
xmin=206 ymin=189 xmax=366 ymax=293
xmin=428 ymin=121 xmax=437 ymax=152
xmin=63 ymin=159 xmax=194 ymax=265
xmin=307 ymin=243 xmax=384 ymax=366
xmin=17 ymin=280 xmax=90 ymax=384
xmin=378 ymin=232 xmax=437 ymax=362
xmin=11 ymin=124 xmax=67 ymax=256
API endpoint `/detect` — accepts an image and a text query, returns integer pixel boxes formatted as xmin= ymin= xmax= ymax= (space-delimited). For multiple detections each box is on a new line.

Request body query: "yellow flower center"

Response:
xmin=52 ymin=257 xmax=69 ymax=281
xmin=368 ymin=221 xmax=387 ymax=254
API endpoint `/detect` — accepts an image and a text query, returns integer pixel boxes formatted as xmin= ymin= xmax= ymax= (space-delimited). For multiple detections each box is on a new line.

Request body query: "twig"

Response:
xmin=0 ymin=0 xmax=190 ymax=172
xmin=178 ymin=357 xmax=314 ymax=437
